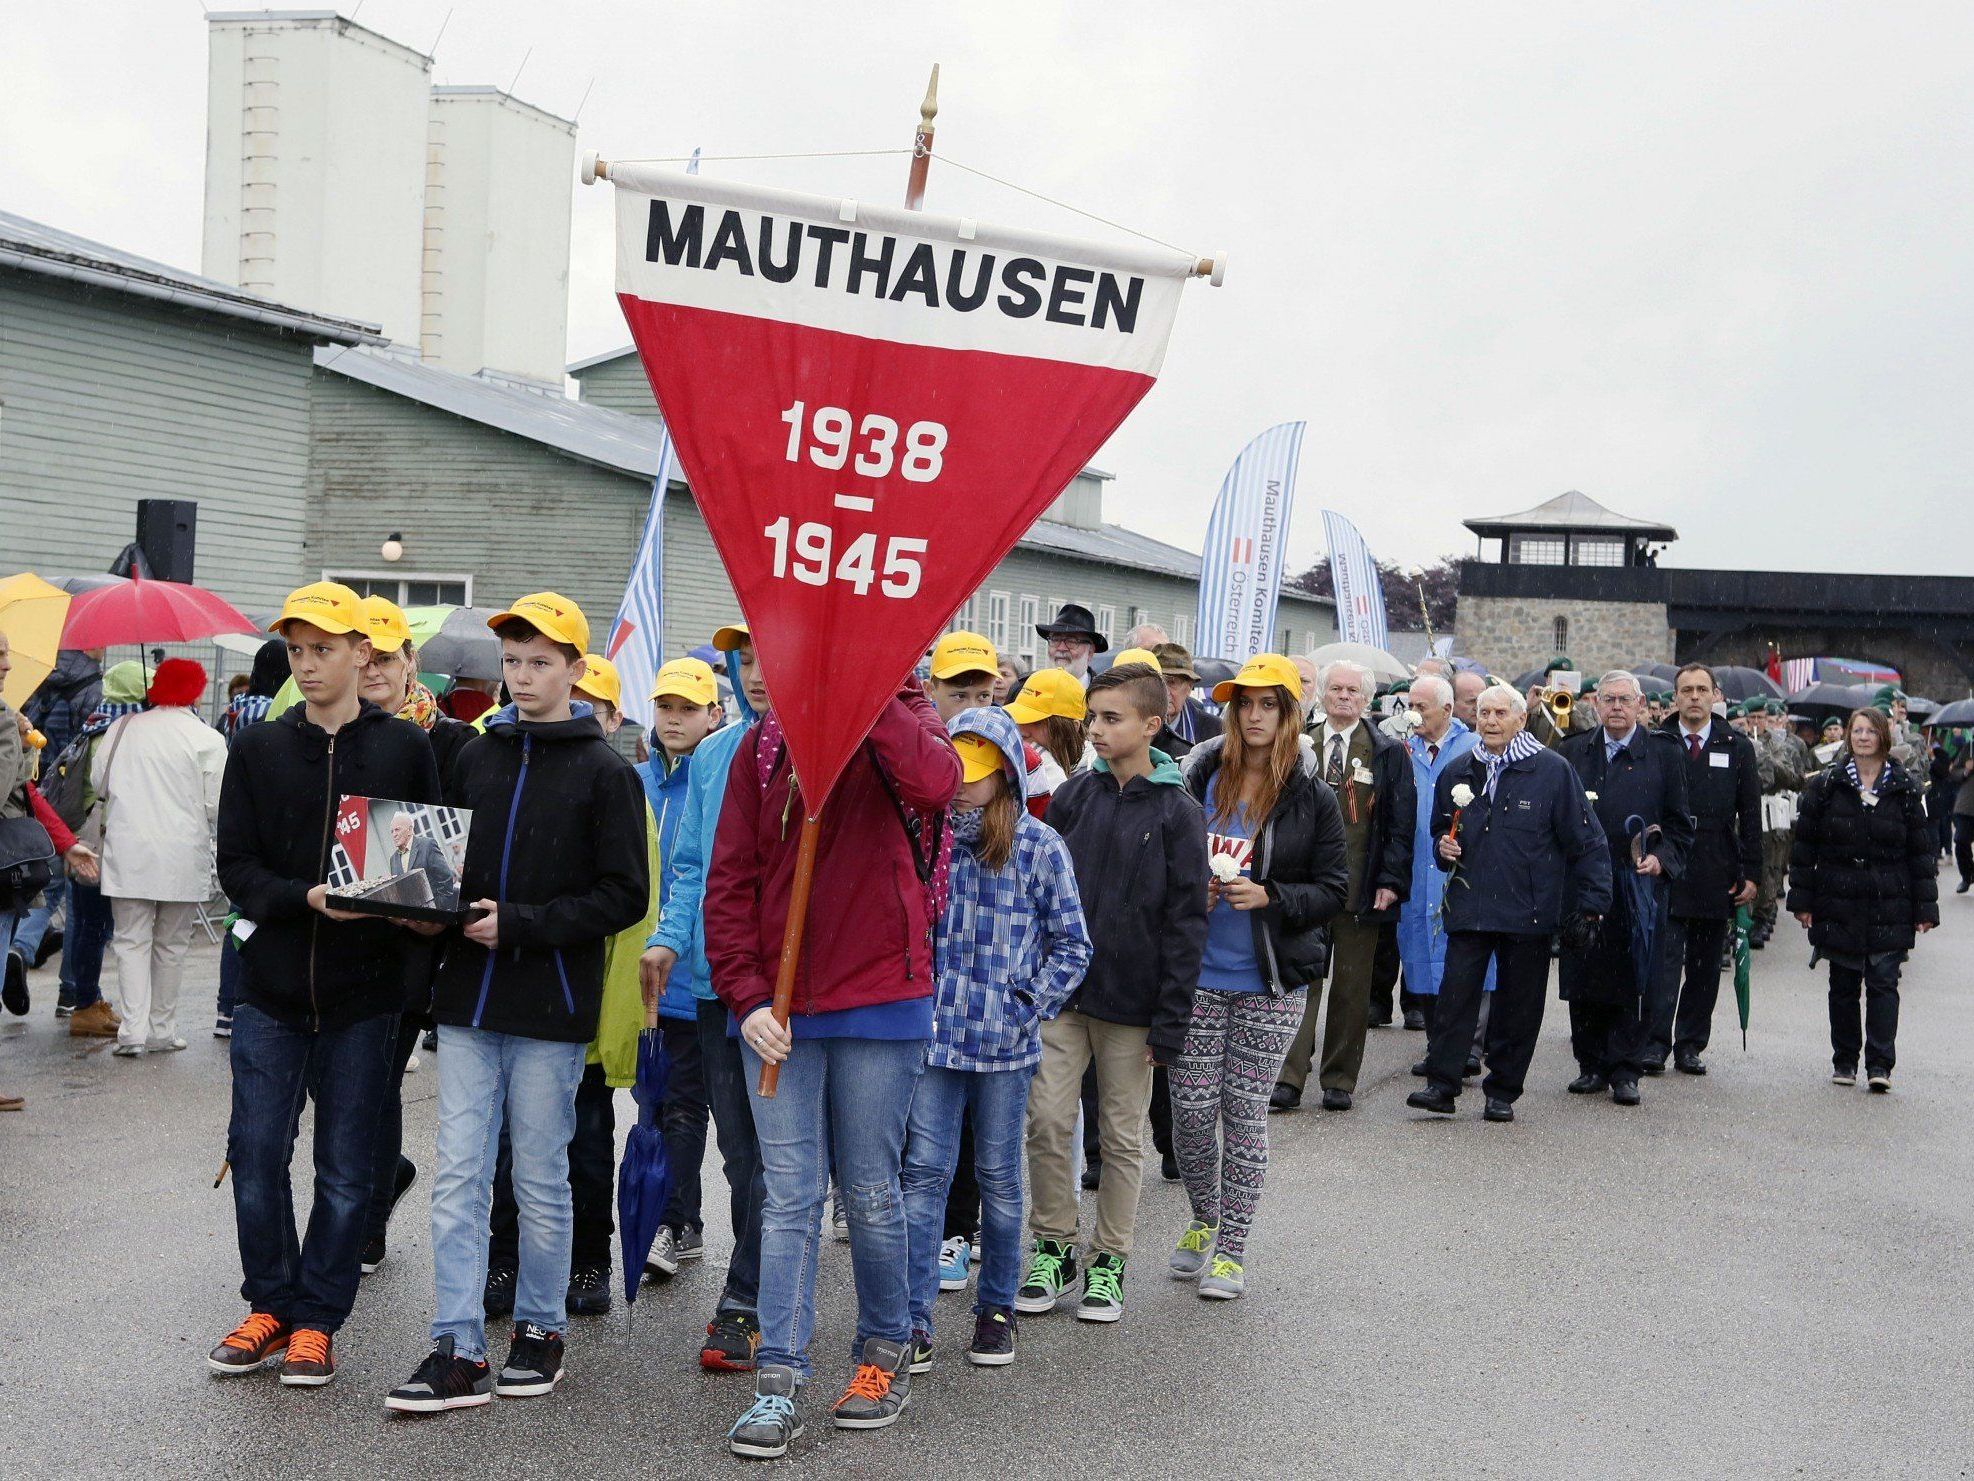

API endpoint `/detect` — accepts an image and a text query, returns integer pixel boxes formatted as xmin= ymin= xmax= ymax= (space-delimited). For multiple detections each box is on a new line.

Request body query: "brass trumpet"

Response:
xmin=1527 ymin=685 xmax=1579 ymax=747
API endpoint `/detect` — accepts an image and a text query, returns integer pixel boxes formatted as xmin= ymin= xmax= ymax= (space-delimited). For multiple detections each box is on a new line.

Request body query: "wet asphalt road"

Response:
xmin=2 ymin=904 xmax=1971 ymax=1480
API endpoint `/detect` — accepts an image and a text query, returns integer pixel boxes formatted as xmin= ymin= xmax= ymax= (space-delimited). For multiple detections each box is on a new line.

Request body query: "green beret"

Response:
xmin=1545 ymin=655 xmax=1575 ymax=672
xmin=1764 ymin=697 xmax=1786 ymax=715
xmin=1873 ymin=684 xmax=1905 ymax=704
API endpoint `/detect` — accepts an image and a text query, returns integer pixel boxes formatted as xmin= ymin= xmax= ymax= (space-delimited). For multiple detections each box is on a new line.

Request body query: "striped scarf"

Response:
xmin=1482 ymin=729 xmax=1544 ymax=797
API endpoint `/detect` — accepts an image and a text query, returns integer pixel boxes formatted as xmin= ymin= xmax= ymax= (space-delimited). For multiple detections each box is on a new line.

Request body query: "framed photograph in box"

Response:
xmin=325 ymin=795 xmax=472 ymax=924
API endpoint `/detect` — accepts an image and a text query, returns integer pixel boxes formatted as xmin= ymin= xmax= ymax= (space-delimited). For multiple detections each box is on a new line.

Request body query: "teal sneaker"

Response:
xmin=728 ymin=1366 xmax=803 ymax=1460
xmin=1168 ymin=1219 xmax=1217 ymax=1280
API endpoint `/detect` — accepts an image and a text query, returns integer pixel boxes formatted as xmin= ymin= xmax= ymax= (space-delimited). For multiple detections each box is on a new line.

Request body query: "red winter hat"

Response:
xmin=147 ymin=658 xmax=208 ymax=708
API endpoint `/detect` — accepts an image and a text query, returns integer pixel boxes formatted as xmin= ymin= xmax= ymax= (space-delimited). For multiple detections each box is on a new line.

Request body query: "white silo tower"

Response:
xmin=202 ymin=10 xmax=432 ymax=345
xmin=420 ymin=87 xmax=577 ymax=384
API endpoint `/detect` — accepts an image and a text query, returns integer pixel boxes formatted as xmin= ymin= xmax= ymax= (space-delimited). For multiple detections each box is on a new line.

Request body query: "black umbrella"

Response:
xmin=1903 ymin=695 xmax=1940 ymax=718
xmin=1788 ymin=682 xmax=1873 ymax=719
xmin=1922 ymin=698 xmax=1974 ymax=728
xmin=1630 ymin=662 xmax=1678 ymax=683
xmin=1712 ymin=666 xmax=1783 ymax=701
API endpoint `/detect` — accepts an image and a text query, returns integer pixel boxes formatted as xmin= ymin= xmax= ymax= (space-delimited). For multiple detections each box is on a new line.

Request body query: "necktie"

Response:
xmin=1687 ymin=734 xmax=1702 ymax=760
xmin=1427 ymin=742 xmax=1439 ymax=764
xmin=1326 ymin=734 xmax=1344 ymax=787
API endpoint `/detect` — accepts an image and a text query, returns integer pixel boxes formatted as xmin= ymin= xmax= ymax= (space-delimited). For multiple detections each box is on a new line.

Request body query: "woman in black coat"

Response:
xmin=1165 ymin=660 xmax=1348 ymax=1298
xmin=1788 ymin=707 xmax=1938 ymax=1091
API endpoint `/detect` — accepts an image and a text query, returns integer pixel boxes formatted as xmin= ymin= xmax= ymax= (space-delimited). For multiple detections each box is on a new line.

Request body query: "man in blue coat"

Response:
xmin=1408 ymin=685 xmax=1612 ymax=1123
xmin=1556 ymin=672 xmax=1693 ymax=1105
xmin=1394 ymin=674 xmax=1477 ymax=1022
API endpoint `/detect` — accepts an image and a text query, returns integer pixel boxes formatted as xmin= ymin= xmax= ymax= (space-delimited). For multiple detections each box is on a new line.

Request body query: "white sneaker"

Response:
xmin=145 ymin=1035 xmax=188 ymax=1053
xmin=111 ymin=1042 xmax=145 ymax=1057
xmin=938 ymin=1235 xmax=972 ymax=1291
xmin=644 ymin=1225 xmax=681 ymax=1279
xmin=404 ymin=1053 xmax=420 ymax=1074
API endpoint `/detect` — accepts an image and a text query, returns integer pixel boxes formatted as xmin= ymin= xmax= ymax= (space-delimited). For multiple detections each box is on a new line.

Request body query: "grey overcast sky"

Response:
xmin=5 ymin=1 xmax=1971 ymax=575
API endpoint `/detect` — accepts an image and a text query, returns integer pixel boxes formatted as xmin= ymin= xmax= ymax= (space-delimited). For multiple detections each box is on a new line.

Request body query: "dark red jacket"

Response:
xmin=706 ymin=687 xmax=961 ymax=1023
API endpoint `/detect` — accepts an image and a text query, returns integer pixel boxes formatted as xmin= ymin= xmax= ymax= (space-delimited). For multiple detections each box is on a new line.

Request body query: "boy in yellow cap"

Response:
xmin=926 ymin=631 xmax=999 ymax=724
xmin=390 ymin=592 xmax=650 ymax=1412
xmin=210 ymin=581 xmax=443 ymax=1389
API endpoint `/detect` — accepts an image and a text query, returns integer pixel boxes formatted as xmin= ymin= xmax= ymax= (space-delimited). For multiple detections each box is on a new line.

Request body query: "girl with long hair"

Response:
xmin=899 ymin=707 xmax=1089 ymax=1369
xmin=1171 ymin=655 xmax=1347 ymax=1299
xmin=1789 ymin=706 xmax=1938 ymax=1091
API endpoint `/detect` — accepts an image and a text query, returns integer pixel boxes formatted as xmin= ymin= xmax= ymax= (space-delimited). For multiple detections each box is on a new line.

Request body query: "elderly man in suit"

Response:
xmin=1272 ymin=659 xmax=1415 ymax=1112
xmin=387 ymin=811 xmax=459 ymax=912
xmin=1557 ymin=671 xmax=1693 ymax=1104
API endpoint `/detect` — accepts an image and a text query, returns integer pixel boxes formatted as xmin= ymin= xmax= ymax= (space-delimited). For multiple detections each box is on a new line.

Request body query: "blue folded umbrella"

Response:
xmin=1616 ymin=817 xmax=1664 ymax=1005
xmin=617 ymin=1022 xmax=674 ymax=1324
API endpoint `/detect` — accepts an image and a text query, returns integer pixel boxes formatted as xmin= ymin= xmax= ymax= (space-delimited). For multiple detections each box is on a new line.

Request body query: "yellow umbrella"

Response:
xmin=0 ymin=572 xmax=74 ymax=710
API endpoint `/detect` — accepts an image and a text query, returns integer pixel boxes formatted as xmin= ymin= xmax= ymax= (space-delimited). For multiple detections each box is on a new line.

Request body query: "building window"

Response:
xmin=1176 ymin=614 xmax=1194 ymax=650
xmin=1552 ymin=615 xmax=1569 ymax=652
xmin=1574 ymin=537 xmax=1624 ymax=567
xmin=1281 ymin=626 xmax=1294 ymax=654
xmin=1508 ymin=534 xmax=1566 ymax=565
xmin=951 ymin=595 xmax=977 ymax=633
xmin=328 ymin=571 xmax=472 ymax=606
xmin=1018 ymin=595 xmax=1041 ymax=665
xmin=987 ymin=591 xmax=1010 ymax=652
xmin=1095 ymin=605 xmax=1116 ymax=643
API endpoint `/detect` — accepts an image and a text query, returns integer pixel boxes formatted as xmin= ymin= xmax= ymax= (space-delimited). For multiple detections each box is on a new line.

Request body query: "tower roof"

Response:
xmin=1464 ymin=489 xmax=1676 ymax=542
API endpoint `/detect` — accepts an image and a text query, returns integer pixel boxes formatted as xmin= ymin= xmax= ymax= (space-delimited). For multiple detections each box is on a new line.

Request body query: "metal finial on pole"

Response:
xmin=906 ymin=63 xmax=939 ymax=210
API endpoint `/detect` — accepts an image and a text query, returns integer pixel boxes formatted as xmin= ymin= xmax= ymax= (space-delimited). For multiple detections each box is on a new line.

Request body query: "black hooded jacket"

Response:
xmin=430 ymin=707 xmax=650 ymax=1044
xmin=1182 ymin=734 xmax=1350 ymax=991
xmin=217 ymin=702 xmax=442 ymax=1029
xmin=1787 ymin=759 xmax=1938 ymax=958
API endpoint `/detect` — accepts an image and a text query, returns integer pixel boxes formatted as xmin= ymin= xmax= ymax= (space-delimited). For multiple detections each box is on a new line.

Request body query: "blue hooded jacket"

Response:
xmin=648 ymin=650 xmax=757 ymax=1002
xmin=931 ymin=707 xmax=1092 ymax=1073
xmin=637 ymin=746 xmax=699 ymax=1021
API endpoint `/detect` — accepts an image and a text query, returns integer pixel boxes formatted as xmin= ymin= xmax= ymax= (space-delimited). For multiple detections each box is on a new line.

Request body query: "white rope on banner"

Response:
xmin=608 ymin=149 xmax=913 ymax=164
xmin=929 ymin=152 xmax=1192 ymax=255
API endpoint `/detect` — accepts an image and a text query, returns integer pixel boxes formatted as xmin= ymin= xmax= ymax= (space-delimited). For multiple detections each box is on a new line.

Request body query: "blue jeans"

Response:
xmin=741 ymin=1035 xmax=923 ymax=1376
xmin=697 ymin=996 xmax=763 ymax=1314
xmin=226 ymin=1003 xmax=398 ymax=1332
xmin=58 ymin=879 xmax=112 ymax=1008
xmin=901 ymin=1062 xmax=1035 ymax=1338
xmin=15 ymin=877 xmax=61 ymax=963
xmin=429 ymin=1026 xmax=585 ymax=1361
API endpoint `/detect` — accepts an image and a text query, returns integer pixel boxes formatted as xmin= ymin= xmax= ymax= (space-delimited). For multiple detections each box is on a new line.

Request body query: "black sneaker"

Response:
xmin=908 ymin=1332 xmax=933 ymax=1374
xmin=967 ymin=1306 xmax=1017 ymax=1366
xmin=421 ymin=1028 xmax=438 ymax=1052
xmin=3 ymin=949 xmax=27 ymax=1016
xmin=1159 ymin=1149 xmax=1181 ymax=1183
xmin=831 ymin=1337 xmax=911 ymax=1429
xmin=358 ymin=1235 xmax=388 ymax=1275
xmin=55 ymin=985 xmax=75 ymax=1019
xmin=644 ymin=1224 xmax=683 ymax=1279
xmin=701 ymin=1308 xmax=761 ymax=1372
xmin=1080 ymin=1158 xmax=1101 ymax=1190
xmin=495 ymin=1322 xmax=565 ymax=1398
xmin=32 ymin=928 xmax=61 ymax=969
xmin=566 ymin=1264 xmax=612 ymax=1316
xmin=385 ymin=1336 xmax=493 ymax=1413
xmin=675 ymin=1226 xmax=705 ymax=1261
xmin=1075 ymin=1252 xmax=1126 ymax=1323
xmin=1014 ymin=1238 xmax=1077 ymax=1314
xmin=483 ymin=1265 xmax=517 ymax=1318
xmin=361 ymin=1158 xmax=418 ymax=1274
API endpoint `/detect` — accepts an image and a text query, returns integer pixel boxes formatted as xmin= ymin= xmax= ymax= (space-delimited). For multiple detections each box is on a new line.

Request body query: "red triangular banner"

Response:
xmin=604 ymin=163 xmax=1203 ymax=810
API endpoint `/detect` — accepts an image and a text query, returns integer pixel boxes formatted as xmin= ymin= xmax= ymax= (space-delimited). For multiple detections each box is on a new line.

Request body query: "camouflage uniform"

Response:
xmin=1754 ymin=708 xmax=1806 ymax=933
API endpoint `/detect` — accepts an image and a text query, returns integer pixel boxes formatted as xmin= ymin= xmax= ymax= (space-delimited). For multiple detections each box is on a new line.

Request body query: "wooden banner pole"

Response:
xmin=756 ymin=810 xmax=823 ymax=1097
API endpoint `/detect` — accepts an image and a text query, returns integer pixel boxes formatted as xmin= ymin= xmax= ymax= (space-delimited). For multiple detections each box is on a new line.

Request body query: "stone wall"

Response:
xmin=1457 ymin=595 xmax=1673 ymax=678
xmin=1690 ymin=628 xmax=1974 ymax=702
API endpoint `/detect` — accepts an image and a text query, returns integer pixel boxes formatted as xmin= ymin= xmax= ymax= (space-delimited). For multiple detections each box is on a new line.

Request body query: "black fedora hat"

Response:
xmin=1036 ymin=602 xmax=1108 ymax=654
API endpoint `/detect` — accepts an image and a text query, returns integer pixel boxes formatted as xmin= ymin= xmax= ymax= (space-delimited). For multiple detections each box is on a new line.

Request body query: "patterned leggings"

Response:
xmin=1170 ymin=987 xmax=1306 ymax=1262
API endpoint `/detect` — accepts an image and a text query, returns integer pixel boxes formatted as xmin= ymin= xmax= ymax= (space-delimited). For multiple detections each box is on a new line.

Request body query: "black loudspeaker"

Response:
xmin=135 ymin=499 xmax=197 ymax=584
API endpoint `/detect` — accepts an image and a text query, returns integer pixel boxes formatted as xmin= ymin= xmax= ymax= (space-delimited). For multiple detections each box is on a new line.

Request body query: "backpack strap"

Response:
xmin=866 ymin=740 xmax=942 ymax=887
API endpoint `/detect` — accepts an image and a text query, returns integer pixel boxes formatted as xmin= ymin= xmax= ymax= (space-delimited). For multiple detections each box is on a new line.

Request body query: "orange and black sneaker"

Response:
xmin=279 ymin=1328 xmax=336 ymax=1387
xmin=208 ymin=1312 xmax=290 ymax=1376
xmin=701 ymin=1309 xmax=761 ymax=1372
xmin=830 ymin=1337 xmax=911 ymax=1430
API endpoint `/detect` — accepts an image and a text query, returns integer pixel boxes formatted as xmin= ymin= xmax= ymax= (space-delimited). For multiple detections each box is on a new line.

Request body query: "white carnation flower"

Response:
xmin=1450 ymin=783 xmax=1475 ymax=808
xmin=1209 ymin=854 xmax=1242 ymax=883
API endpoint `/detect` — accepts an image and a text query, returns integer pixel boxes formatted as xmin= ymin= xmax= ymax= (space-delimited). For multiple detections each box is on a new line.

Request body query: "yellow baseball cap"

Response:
xmin=1005 ymin=667 xmax=1087 ymax=726
xmin=1109 ymin=647 xmax=1161 ymax=673
xmin=953 ymin=733 xmax=1005 ymax=784
xmin=271 ymin=581 xmax=364 ymax=636
xmin=486 ymin=591 xmax=589 ymax=652
xmin=652 ymin=657 xmax=718 ymax=706
xmin=711 ymin=622 xmax=751 ymax=652
xmin=357 ymin=595 xmax=414 ymax=654
xmin=930 ymin=630 xmax=998 ymax=680
xmin=1212 ymin=653 xmax=1303 ymax=704
xmin=574 ymin=653 xmax=621 ymax=709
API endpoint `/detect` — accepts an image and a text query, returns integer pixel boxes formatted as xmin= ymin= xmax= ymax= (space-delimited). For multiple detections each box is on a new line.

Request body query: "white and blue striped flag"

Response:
xmin=1195 ymin=421 xmax=1306 ymax=662
xmin=605 ymin=150 xmax=696 ymax=728
xmin=1321 ymin=509 xmax=1389 ymax=649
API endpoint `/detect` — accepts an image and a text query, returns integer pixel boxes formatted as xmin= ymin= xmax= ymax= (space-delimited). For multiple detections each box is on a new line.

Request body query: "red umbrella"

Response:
xmin=61 ymin=574 xmax=259 ymax=648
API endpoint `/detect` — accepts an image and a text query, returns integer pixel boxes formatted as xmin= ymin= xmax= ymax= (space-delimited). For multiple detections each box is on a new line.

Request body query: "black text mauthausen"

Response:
xmin=645 ymin=201 xmax=1146 ymax=334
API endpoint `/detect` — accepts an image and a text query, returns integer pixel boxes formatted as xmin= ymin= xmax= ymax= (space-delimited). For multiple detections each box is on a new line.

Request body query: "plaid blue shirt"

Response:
xmin=929 ymin=813 xmax=1092 ymax=1073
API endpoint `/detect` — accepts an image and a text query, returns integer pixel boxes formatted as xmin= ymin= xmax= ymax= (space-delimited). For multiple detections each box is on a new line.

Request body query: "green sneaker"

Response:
xmin=1014 ymin=1239 xmax=1077 ymax=1315
xmin=1075 ymin=1252 xmax=1126 ymax=1323
xmin=1168 ymin=1220 xmax=1217 ymax=1280
xmin=1198 ymin=1254 xmax=1245 ymax=1301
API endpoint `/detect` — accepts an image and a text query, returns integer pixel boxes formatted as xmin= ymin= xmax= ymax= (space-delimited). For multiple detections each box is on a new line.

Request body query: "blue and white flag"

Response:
xmin=1196 ymin=421 xmax=1305 ymax=662
xmin=605 ymin=150 xmax=697 ymax=728
xmin=1321 ymin=509 xmax=1389 ymax=649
